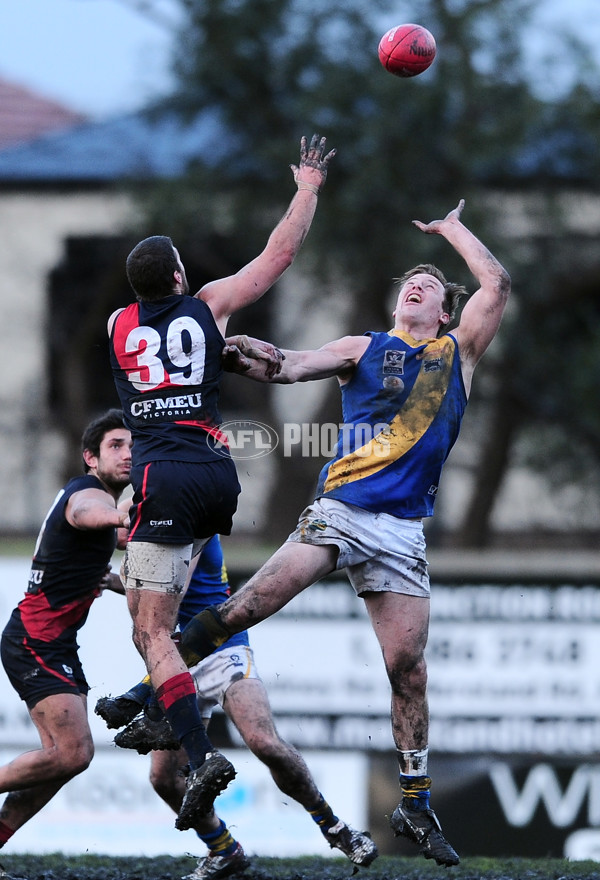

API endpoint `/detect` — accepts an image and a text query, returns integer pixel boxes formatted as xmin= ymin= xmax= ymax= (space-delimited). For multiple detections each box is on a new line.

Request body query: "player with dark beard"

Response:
xmin=0 ymin=410 xmax=131 ymax=878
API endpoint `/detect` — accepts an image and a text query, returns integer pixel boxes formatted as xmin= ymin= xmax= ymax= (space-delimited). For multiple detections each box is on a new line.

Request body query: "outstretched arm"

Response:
xmin=413 ymin=200 xmax=511 ymax=377
xmin=199 ymin=134 xmax=336 ymax=335
xmin=66 ymin=489 xmax=129 ymax=531
xmin=222 ymin=335 xmax=285 ymax=378
xmin=224 ymin=335 xmax=370 ymax=385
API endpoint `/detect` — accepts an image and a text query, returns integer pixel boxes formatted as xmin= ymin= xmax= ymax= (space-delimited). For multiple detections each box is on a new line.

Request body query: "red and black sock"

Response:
xmin=156 ymin=672 xmax=213 ymax=769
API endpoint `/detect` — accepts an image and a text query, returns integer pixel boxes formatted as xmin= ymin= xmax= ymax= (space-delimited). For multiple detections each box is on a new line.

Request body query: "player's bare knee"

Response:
xmin=61 ymin=738 xmax=94 ymax=777
xmin=149 ymin=767 xmax=174 ymax=799
xmin=74 ymin=747 xmax=94 ymax=775
xmin=244 ymin=732 xmax=289 ymax=764
xmin=388 ymin=652 xmax=427 ymax=694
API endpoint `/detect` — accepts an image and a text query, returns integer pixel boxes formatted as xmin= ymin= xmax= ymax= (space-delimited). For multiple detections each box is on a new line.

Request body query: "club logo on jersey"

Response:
xmin=382 ymin=350 xmax=406 ymax=391
xmin=128 ymin=389 xmax=203 ymax=424
xmin=423 ymin=357 xmax=443 ymax=373
xmin=383 ymin=350 xmax=406 ymax=375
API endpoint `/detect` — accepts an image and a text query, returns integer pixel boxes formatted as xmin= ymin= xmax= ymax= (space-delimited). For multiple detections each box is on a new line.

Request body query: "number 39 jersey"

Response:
xmin=109 ymin=294 xmax=229 ymax=465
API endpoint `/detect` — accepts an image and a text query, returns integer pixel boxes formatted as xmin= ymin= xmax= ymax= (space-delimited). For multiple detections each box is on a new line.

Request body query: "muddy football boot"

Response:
xmin=182 ymin=843 xmax=250 ymax=880
xmin=95 ymin=691 xmax=145 ymax=729
xmin=114 ymin=713 xmax=180 ymax=755
xmin=176 ymin=753 xmax=237 ymax=830
xmin=323 ymin=819 xmax=379 ymax=865
xmin=390 ymin=801 xmax=459 ymax=866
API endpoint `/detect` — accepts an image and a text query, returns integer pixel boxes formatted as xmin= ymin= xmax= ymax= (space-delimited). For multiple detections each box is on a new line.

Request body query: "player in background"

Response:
xmin=107 ymin=134 xmax=336 ymax=831
xmin=96 ymin=535 xmax=378 ymax=880
xmin=0 ymin=410 xmax=132 ymax=879
xmin=175 ymin=200 xmax=511 ymax=866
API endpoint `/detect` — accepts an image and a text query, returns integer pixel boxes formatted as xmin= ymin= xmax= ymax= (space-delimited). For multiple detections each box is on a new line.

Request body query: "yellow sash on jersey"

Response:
xmin=323 ymin=334 xmax=456 ymax=492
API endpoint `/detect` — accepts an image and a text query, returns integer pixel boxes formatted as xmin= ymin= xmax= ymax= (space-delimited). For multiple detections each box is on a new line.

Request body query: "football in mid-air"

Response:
xmin=378 ymin=24 xmax=437 ymax=78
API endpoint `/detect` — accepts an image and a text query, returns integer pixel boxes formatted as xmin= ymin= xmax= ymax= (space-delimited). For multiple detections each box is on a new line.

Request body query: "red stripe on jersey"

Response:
xmin=173 ymin=421 xmax=230 ymax=447
xmin=128 ymin=462 xmax=151 ymax=541
xmin=156 ymin=672 xmax=196 ymax=710
xmin=113 ymin=304 xmax=171 ymax=389
xmin=19 ymin=590 xmax=98 ymax=641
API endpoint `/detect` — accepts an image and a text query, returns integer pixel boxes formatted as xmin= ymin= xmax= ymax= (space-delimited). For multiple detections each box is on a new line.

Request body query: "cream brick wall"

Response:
xmin=0 ymin=191 xmax=138 ymax=531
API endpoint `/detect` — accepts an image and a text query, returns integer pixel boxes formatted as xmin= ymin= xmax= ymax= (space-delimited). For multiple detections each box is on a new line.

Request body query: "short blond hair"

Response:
xmin=395 ymin=263 xmax=467 ymax=334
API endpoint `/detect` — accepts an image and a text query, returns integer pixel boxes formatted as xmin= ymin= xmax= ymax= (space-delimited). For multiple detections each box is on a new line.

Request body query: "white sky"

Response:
xmin=0 ymin=0 xmax=599 ymax=119
xmin=0 ymin=0 xmax=181 ymax=118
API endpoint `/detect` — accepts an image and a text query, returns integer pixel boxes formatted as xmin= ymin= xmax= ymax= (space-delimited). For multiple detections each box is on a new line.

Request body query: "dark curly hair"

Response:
xmin=81 ymin=409 xmax=126 ymax=472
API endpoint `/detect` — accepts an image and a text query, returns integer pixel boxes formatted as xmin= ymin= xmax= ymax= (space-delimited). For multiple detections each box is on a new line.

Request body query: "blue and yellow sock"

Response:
xmin=400 ymin=774 xmax=432 ymax=812
xmin=308 ymin=793 xmax=339 ymax=834
xmin=198 ymin=819 xmax=237 ymax=857
xmin=125 ymin=678 xmax=152 ymax=704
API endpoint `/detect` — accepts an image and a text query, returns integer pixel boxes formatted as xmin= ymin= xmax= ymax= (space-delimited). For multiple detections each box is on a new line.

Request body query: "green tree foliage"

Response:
xmin=167 ymin=0 xmax=545 ymax=269
xmin=140 ymin=0 xmax=600 ymax=546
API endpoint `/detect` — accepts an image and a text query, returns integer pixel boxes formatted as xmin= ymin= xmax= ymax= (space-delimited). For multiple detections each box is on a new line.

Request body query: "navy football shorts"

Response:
xmin=1 ymin=627 xmax=88 ymax=710
xmin=128 ymin=458 xmax=241 ymax=544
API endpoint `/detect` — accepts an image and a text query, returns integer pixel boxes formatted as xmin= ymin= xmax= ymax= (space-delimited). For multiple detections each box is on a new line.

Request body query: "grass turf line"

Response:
xmin=1 ymin=855 xmax=600 ymax=880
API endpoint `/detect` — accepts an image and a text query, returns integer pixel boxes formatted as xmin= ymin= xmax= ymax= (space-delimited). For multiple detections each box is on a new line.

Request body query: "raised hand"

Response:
xmin=290 ymin=133 xmax=337 ymax=193
xmin=412 ymin=199 xmax=465 ymax=234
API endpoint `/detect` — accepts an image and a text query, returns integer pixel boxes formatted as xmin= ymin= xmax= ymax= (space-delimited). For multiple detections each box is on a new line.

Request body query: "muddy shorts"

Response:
xmin=287 ymin=496 xmax=430 ymax=598
xmin=1 ymin=627 xmax=88 ymax=710
xmin=190 ymin=645 xmax=260 ymax=720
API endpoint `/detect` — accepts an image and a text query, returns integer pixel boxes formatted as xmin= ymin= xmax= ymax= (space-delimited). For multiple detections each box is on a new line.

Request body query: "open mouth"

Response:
xmin=406 ymin=293 xmax=421 ymax=304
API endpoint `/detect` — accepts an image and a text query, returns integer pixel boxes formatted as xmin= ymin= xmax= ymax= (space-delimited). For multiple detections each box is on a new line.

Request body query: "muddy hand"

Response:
xmin=290 ymin=133 xmax=337 ymax=192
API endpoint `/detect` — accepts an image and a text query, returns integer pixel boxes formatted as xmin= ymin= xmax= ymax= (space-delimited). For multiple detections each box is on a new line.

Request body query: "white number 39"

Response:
xmin=125 ymin=317 xmax=206 ymax=391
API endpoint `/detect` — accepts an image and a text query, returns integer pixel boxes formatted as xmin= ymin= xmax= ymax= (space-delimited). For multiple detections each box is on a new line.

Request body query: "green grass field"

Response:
xmin=2 ymin=854 xmax=600 ymax=880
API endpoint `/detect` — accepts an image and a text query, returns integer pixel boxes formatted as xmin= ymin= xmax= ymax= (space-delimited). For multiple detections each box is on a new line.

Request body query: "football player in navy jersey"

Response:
xmin=107 ymin=134 xmax=336 ymax=830
xmin=0 ymin=409 xmax=131 ymax=866
xmin=177 ymin=201 xmax=511 ymax=866
xmin=96 ymin=535 xmax=378 ymax=880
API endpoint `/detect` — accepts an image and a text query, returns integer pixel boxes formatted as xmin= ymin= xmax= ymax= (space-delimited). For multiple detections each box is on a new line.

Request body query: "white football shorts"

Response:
xmin=287 ymin=496 xmax=430 ymax=598
xmin=190 ymin=644 xmax=260 ymax=720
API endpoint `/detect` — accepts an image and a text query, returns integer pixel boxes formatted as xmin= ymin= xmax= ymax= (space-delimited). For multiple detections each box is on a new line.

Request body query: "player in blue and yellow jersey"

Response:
xmin=0 ymin=410 xmax=131 ymax=870
xmin=177 ymin=200 xmax=511 ymax=867
xmin=96 ymin=535 xmax=377 ymax=880
xmin=107 ymin=134 xmax=336 ymax=831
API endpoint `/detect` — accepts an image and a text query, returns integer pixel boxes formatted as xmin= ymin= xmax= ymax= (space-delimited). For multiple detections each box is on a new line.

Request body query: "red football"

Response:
xmin=378 ymin=24 xmax=437 ymax=78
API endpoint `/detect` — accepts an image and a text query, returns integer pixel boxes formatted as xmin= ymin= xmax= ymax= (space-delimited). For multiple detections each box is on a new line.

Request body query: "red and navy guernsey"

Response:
xmin=109 ymin=295 xmax=230 ymax=465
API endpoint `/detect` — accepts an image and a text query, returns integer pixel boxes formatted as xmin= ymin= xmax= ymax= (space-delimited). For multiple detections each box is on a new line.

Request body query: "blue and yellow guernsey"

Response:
xmin=315 ymin=330 xmax=467 ymax=519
